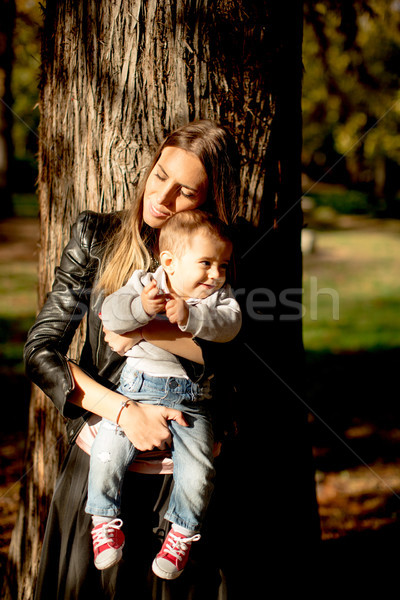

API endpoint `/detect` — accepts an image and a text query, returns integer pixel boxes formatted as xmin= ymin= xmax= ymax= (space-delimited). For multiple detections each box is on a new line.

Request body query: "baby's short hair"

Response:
xmin=158 ymin=210 xmax=233 ymax=257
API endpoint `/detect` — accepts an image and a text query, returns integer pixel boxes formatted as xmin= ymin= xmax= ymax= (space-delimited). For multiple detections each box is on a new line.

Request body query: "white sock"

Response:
xmin=172 ymin=523 xmax=198 ymax=537
xmin=92 ymin=515 xmax=113 ymax=527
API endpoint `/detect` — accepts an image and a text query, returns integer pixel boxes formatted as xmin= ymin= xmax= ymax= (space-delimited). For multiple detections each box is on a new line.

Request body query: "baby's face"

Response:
xmin=166 ymin=232 xmax=232 ymax=300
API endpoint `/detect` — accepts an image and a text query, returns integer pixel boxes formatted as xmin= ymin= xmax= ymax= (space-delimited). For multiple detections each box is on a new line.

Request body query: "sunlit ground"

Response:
xmin=303 ymin=225 xmax=400 ymax=352
xmin=303 ymin=216 xmax=400 ymax=541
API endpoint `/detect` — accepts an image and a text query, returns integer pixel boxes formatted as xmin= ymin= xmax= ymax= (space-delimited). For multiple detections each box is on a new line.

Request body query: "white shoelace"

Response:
xmin=164 ymin=531 xmax=201 ymax=562
xmin=92 ymin=518 xmax=123 ymax=550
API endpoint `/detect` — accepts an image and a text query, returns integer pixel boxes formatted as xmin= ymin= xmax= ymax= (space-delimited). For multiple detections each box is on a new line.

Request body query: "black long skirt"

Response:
xmin=35 ymin=434 xmax=322 ymax=599
xmin=34 ymin=444 xmax=225 ymax=600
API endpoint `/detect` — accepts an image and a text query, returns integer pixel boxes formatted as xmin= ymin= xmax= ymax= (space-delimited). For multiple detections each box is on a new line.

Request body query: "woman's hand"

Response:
xmin=118 ymin=401 xmax=188 ymax=451
xmin=103 ymin=327 xmax=143 ymax=355
xmin=68 ymin=363 xmax=188 ymax=451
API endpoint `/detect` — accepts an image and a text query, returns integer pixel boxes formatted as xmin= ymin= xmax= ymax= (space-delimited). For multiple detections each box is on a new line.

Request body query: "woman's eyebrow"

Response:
xmin=157 ymin=163 xmax=168 ymax=177
xmin=157 ymin=162 xmax=199 ymax=192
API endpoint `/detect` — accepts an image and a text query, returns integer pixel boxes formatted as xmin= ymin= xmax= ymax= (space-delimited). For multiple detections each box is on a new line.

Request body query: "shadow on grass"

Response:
xmin=306 ymin=347 xmax=400 ymax=471
xmin=306 ymin=347 xmax=400 ymax=583
xmin=0 ymin=369 xmax=30 ymax=434
xmin=314 ymin=522 xmax=400 ymax=592
xmin=0 ymin=316 xmax=33 ymax=434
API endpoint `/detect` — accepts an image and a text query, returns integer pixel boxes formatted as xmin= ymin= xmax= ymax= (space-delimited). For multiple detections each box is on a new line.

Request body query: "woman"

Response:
xmin=25 ymin=120 xmax=240 ymax=599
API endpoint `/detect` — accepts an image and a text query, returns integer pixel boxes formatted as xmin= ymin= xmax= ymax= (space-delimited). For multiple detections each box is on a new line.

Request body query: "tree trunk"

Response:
xmin=3 ymin=1 xmax=318 ymax=598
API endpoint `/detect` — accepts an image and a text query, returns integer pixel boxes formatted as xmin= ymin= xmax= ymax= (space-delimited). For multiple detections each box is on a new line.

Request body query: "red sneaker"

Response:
xmin=91 ymin=518 xmax=125 ymax=570
xmin=152 ymin=528 xmax=201 ymax=580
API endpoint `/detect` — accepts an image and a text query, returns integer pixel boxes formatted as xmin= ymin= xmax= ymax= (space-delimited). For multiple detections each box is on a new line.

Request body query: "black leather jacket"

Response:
xmin=24 ymin=211 xmax=129 ymax=444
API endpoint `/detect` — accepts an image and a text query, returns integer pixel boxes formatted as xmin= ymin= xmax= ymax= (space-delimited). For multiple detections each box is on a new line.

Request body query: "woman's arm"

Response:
xmin=142 ymin=319 xmax=204 ymax=364
xmin=68 ymin=362 xmax=187 ymax=450
xmin=101 ymin=319 xmax=204 ymax=364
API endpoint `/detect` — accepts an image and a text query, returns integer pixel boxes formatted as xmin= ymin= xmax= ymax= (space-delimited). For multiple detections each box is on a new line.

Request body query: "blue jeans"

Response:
xmin=85 ymin=365 xmax=215 ymax=532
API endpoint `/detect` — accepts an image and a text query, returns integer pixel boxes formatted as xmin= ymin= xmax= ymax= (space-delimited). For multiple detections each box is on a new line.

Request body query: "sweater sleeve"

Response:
xmin=23 ymin=211 xmax=99 ymax=419
xmin=100 ymin=270 xmax=154 ymax=334
xmin=179 ymin=284 xmax=242 ymax=343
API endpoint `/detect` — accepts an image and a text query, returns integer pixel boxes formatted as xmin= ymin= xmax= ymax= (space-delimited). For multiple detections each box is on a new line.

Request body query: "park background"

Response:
xmin=1 ymin=0 xmax=400 ymax=578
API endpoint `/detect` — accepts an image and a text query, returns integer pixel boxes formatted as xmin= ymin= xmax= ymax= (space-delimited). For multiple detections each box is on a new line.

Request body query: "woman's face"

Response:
xmin=142 ymin=146 xmax=209 ymax=228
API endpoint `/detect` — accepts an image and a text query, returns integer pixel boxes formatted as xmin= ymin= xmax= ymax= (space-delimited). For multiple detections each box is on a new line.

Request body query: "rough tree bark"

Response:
xmin=4 ymin=1 xmax=319 ymax=598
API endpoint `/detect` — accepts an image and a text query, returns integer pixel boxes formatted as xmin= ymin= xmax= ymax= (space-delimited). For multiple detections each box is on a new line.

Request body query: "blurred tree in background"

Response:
xmin=0 ymin=0 xmax=40 ymax=217
xmin=303 ymin=0 xmax=400 ymax=216
xmin=0 ymin=0 xmax=15 ymax=217
xmin=11 ymin=0 xmax=40 ymax=198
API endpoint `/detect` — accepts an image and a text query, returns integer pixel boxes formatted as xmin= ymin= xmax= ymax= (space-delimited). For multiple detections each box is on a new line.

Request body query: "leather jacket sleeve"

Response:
xmin=24 ymin=211 xmax=100 ymax=420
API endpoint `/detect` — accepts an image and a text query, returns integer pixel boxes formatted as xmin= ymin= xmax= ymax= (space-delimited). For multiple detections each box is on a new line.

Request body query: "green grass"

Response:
xmin=303 ymin=229 xmax=400 ymax=352
xmin=12 ymin=193 xmax=39 ymax=218
xmin=307 ymin=190 xmax=371 ymax=215
xmin=0 ymin=263 xmax=37 ymax=315
xmin=0 ymin=193 xmax=39 ymax=372
xmin=0 ymin=263 xmax=37 ymax=373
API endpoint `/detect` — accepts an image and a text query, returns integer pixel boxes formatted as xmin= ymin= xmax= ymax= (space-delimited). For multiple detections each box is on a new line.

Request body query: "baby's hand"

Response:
xmin=141 ymin=279 xmax=166 ymax=316
xmin=165 ymin=297 xmax=189 ymax=327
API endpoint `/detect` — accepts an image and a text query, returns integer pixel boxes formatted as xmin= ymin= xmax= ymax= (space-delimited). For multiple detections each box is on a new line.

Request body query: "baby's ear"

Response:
xmin=159 ymin=250 xmax=175 ymax=273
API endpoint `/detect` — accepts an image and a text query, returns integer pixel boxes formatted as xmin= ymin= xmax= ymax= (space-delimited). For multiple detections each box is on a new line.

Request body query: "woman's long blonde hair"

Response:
xmin=97 ymin=120 xmax=240 ymax=296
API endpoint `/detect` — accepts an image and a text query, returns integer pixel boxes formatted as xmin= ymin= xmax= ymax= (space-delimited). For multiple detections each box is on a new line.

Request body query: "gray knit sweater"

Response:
xmin=101 ymin=266 xmax=242 ymax=377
